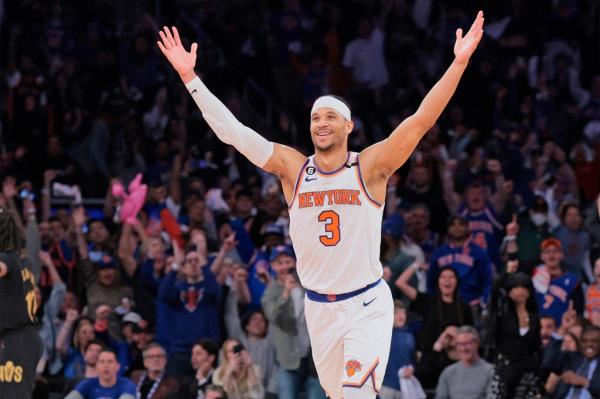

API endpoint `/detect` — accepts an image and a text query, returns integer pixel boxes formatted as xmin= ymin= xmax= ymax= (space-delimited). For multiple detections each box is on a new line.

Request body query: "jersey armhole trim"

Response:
xmin=288 ymin=158 xmax=310 ymax=209
xmin=355 ymin=154 xmax=382 ymax=208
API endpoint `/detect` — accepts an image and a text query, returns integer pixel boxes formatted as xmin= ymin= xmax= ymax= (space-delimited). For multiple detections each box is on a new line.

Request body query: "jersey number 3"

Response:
xmin=318 ymin=210 xmax=340 ymax=246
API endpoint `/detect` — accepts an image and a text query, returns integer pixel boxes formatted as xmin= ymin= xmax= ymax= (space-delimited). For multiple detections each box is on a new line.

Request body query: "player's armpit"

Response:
xmin=263 ymin=144 xmax=308 ymax=203
xmin=0 ymin=261 xmax=7 ymax=278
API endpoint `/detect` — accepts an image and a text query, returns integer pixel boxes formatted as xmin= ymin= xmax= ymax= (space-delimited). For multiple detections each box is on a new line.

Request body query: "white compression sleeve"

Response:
xmin=185 ymin=76 xmax=274 ymax=168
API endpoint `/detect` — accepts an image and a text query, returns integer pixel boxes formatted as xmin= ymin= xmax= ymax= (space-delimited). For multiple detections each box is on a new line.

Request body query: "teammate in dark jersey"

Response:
xmin=0 ymin=207 xmax=44 ymax=399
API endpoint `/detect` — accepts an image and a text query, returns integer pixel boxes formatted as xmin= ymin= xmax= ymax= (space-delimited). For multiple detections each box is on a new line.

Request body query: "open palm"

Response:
xmin=157 ymin=26 xmax=198 ymax=79
xmin=454 ymin=11 xmax=484 ymax=64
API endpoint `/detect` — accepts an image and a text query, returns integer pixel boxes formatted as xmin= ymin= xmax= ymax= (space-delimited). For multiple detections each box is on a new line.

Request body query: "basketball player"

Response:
xmin=0 ymin=208 xmax=43 ymax=399
xmin=157 ymin=11 xmax=484 ymax=399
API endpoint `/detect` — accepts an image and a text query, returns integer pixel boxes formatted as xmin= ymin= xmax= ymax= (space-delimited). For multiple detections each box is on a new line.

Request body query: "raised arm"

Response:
xmin=361 ymin=11 xmax=484 ymax=179
xmin=156 ymin=27 xmax=306 ymax=192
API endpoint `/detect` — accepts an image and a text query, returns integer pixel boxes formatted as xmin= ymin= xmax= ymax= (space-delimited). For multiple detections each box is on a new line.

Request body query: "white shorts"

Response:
xmin=304 ymin=280 xmax=394 ymax=399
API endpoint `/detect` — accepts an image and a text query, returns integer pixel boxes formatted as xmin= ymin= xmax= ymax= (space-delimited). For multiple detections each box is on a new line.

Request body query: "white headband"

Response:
xmin=310 ymin=96 xmax=351 ymax=120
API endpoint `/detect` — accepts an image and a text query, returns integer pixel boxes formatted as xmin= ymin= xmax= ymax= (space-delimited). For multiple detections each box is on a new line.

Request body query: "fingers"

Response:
xmin=163 ymin=26 xmax=176 ymax=47
xmin=172 ymin=26 xmax=182 ymax=46
xmin=158 ymin=31 xmax=171 ymax=50
xmin=456 ymin=28 xmax=463 ymax=41
xmin=191 ymin=42 xmax=198 ymax=55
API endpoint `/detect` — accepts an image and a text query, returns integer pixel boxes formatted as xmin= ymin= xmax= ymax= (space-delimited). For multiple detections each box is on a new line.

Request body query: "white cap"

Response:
xmin=311 ymin=96 xmax=351 ymax=120
xmin=122 ymin=312 xmax=142 ymax=324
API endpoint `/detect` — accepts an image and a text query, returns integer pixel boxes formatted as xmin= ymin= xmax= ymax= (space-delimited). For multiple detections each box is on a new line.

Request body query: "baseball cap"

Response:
xmin=270 ymin=245 xmax=295 ymax=262
xmin=541 ymin=237 xmax=562 ymax=251
xmin=94 ymin=253 xmax=117 ymax=269
xmin=122 ymin=312 xmax=142 ymax=325
xmin=382 ymin=214 xmax=404 ymax=239
xmin=263 ymin=224 xmax=284 ymax=237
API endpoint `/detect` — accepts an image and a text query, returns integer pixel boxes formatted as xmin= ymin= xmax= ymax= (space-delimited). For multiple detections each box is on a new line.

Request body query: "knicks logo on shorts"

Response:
xmin=345 ymin=359 xmax=362 ymax=377
xmin=0 ymin=361 xmax=24 ymax=383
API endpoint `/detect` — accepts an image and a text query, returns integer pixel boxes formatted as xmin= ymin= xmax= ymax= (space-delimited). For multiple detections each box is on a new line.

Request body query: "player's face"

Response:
xmin=143 ymin=347 xmax=167 ymax=372
xmin=456 ymin=333 xmax=479 ymax=363
xmin=438 ymin=269 xmax=457 ymax=296
xmin=96 ymin=352 xmax=119 ymax=380
xmin=580 ymin=331 xmax=600 ymax=359
xmin=466 ymin=187 xmax=485 ymax=212
xmin=310 ymin=108 xmax=351 ymax=153
xmin=541 ymin=246 xmax=563 ymax=268
xmin=84 ymin=343 xmax=103 ymax=366
xmin=246 ymin=312 xmax=267 ymax=338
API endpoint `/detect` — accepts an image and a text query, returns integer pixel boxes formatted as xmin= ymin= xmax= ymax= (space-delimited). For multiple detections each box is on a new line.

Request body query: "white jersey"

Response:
xmin=288 ymin=152 xmax=383 ymax=294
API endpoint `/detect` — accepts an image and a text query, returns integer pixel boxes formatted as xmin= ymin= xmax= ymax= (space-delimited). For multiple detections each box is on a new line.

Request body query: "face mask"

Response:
xmin=530 ymin=212 xmax=547 ymax=227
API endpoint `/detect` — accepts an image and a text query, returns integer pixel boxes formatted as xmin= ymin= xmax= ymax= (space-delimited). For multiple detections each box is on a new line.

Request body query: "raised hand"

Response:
xmin=454 ymin=11 xmax=484 ymax=65
xmin=2 ymin=176 xmax=17 ymax=199
xmin=157 ymin=26 xmax=198 ymax=82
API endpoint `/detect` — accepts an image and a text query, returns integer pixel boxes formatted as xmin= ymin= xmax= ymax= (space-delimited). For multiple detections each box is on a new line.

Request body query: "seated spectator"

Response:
xmin=427 ymin=215 xmax=493 ymax=311
xmin=65 ymin=348 xmax=136 ymax=399
xmin=204 ymin=384 xmax=228 ymax=399
xmin=554 ymin=203 xmax=593 ymax=283
xmin=540 ymin=315 xmax=558 ymax=347
xmin=380 ymin=300 xmax=417 ymax=399
xmin=62 ymin=339 xmax=105 ymax=395
xmin=487 ymin=263 xmax=542 ymax=398
xmin=179 ymin=339 xmax=219 ymax=399
xmin=158 ymin=246 xmax=222 ymax=376
xmin=396 ymin=264 xmax=472 ymax=389
xmin=130 ymin=343 xmax=179 ymax=399
xmin=531 ymin=238 xmax=584 ymax=325
xmin=56 ymin=315 xmax=96 ymax=380
xmin=545 ymin=325 xmax=600 ymax=398
xmin=435 ymin=326 xmax=493 ymax=399
xmin=212 ymin=339 xmax=264 ymax=399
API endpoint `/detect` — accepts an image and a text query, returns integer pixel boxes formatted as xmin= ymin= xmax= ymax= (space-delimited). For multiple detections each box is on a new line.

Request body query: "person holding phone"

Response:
xmin=212 ymin=339 xmax=264 ymax=399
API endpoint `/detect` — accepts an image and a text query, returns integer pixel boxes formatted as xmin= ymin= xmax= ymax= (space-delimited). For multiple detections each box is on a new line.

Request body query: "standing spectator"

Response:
xmin=531 ymin=238 xmax=584 ymax=325
xmin=513 ymin=196 xmax=552 ymax=273
xmin=65 ymin=349 xmax=136 ymax=399
xmin=224 ymin=269 xmax=278 ymax=396
xmin=585 ymin=259 xmax=600 ymax=324
xmin=56 ymin=316 xmax=96 ymax=380
xmin=380 ymin=300 xmax=417 ymax=399
xmin=427 ymin=215 xmax=493 ymax=309
xmin=212 ymin=339 xmax=264 ymax=399
xmin=435 ymin=326 xmax=493 ymax=399
xmin=158 ymin=247 xmax=222 ymax=376
xmin=545 ymin=325 xmax=600 ymax=398
xmin=488 ymin=263 xmax=542 ymax=398
xmin=261 ymin=245 xmax=324 ymax=399
xmin=130 ymin=343 xmax=179 ymax=399
xmin=554 ymin=203 xmax=593 ymax=283
xmin=396 ymin=263 xmax=472 ymax=389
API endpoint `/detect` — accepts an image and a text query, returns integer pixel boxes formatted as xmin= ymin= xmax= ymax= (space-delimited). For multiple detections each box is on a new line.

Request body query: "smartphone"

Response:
xmin=19 ymin=189 xmax=35 ymax=201
xmin=233 ymin=343 xmax=244 ymax=354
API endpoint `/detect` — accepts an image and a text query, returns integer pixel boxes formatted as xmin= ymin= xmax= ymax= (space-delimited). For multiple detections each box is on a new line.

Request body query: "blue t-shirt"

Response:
xmin=74 ymin=377 xmax=136 ymax=398
xmin=383 ymin=327 xmax=416 ymax=390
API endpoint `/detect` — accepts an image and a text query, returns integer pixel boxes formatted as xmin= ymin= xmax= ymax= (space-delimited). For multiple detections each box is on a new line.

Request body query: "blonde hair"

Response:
xmin=215 ymin=339 xmax=254 ymax=396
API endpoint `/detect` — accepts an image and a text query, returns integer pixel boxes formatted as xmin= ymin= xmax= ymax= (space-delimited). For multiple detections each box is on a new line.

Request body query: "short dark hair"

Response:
xmin=84 ymin=339 xmax=105 ymax=352
xmin=194 ymin=339 xmax=219 ymax=366
xmin=205 ymin=384 xmax=227 ymax=398
xmin=98 ymin=348 xmax=118 ymax=361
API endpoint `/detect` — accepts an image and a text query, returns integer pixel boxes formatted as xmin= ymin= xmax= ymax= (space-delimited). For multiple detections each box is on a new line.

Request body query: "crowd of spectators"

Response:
xmin=1 ymin=0 xmax=600 ymax=398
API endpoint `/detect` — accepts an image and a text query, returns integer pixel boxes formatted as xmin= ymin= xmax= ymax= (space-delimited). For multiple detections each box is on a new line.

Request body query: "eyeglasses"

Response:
xmin=143 ymin=354 xmax=166 ymax=360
